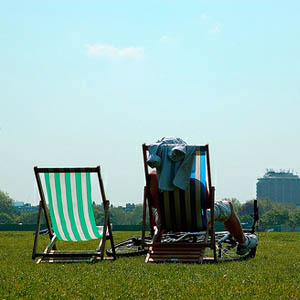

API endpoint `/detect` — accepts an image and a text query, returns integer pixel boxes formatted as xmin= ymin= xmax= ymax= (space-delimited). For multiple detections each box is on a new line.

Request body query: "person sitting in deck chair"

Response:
xmin=147 ymin=137 xmax=257 ymax=256
xmin=149 ymin=171 xmax=257 ymax=255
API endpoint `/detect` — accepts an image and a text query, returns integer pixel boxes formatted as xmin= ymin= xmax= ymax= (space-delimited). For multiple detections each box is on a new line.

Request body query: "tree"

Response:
xmin=0 ymin=189 xmax=13 ymax=214
xmin=126 ymin=205 xmax=144 ymax=225
xmin=0 ymin=212 xmax=13 ymax=224
xmin=16 ymin=212 xmax=40 ymax=224
xmin=93 ymin=205 xmax=105 ymax=225
xmin=261 ymin=208 xmax=289 ymax=225
xmin=109 ymin=207 xmax=128 ymax=225
xmin=288 ymin=210 xmax=300 ymax=226
xmin=239 ymin=201 xmax=254 ymax=216
xmin=239 ymin=214 xmax=253 ymax=224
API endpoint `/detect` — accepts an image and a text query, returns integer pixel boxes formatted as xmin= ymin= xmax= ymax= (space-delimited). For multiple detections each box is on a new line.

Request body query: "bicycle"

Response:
xmin=107 ymin=201 xmax=259 ymax=262
xmin=106 ymin=230 xmax=257 ymax=261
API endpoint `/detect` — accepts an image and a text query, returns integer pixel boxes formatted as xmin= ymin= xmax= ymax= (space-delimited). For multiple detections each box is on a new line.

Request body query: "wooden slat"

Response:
xmin=149 ymin=243 xmax=211 ymax=249
xmin=148 ymin=257 xmax=215 ymax=263
xmin=150 ymin=254 xmax=203 ymax=259
xmin=35 ymin=250 xmax=103 ymax=258
xmin=39 ymin=256 xmax=114 ymax=263
xmin=150 ymin=250 xmax=205 ymax=255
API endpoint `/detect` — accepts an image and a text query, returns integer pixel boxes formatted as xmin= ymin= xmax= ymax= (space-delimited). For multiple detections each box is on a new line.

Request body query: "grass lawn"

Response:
xmin=0 ymin=231 xmax=299 ymax=299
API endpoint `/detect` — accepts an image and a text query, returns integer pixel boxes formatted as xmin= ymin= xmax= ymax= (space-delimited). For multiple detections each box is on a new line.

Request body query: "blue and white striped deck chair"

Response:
xmin=142 ymin=144 xmax=217 ymax=263
xmin=158 ymin=147 xmax=209 ymax=232
xmin=32 ymin=166 xmax=116 ymax=263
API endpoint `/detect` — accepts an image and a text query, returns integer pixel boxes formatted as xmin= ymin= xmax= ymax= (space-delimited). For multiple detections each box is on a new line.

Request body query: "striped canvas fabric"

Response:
xmin=159 ymin=149 xmax=208 ymax=232
xmin=43 ymin=172 xmax=102 ymax=241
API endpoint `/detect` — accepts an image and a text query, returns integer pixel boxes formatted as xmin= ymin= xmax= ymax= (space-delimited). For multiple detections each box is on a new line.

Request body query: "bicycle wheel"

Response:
xmin=216 ymin=232 xmax=257 ymax=261
xmin=106 ymin=236 xmax=152 ymax=257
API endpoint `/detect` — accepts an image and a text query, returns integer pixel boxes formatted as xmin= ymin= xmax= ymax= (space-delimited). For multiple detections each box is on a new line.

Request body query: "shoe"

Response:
xmin=237 ymin=234 xmax=258 ymax=256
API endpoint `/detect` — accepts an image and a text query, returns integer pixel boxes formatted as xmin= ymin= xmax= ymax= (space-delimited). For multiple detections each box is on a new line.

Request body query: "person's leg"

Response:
xmin=207 ymin=200 xmax=257 ymax=255
xmin=219 ymin=201 xmax=257 ymax=255
xmin=207 ymin=200 xmax=245 ymax=243
xmin=223 ymin=201 xmax=246 ymax=244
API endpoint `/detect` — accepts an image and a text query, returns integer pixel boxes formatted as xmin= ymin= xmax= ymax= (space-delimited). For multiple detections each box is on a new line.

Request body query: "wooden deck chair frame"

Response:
xmin=141 ymin=144 xmax=217 ymax=263
xmin=32 ymin=166 xmax=116 ymax=263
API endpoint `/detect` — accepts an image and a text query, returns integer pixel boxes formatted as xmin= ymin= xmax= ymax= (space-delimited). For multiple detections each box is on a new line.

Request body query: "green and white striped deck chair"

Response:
xmin=32 ymin=166 xmax=116 ymax=263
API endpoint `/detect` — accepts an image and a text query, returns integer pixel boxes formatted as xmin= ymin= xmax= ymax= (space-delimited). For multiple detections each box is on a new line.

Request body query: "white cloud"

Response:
xmin=200 ymin=13 xmax=222 ymax=34
xmin=209 ymin=23 xmax=222 ymax=34
xmin=160 ymin=35 xmax=170 ymax=42
xmin=200 ymin=13 xmax=209 ymax=20
xmin=85 ymin=44 xmax=144 ymax=59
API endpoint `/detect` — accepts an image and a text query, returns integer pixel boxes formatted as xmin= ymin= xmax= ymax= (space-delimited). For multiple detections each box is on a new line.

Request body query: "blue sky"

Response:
xmin=1 ymin=0 xmax=300 ymax=206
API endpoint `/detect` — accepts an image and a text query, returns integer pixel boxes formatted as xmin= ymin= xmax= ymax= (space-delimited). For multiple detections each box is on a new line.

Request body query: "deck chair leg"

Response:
xmin=32 ymin=201 xmax=43 ymax=260
xmin=45 ymin=234 xmax=57 ymax=253
xmin=98 ymin=201 xmax=109 ymax=259
xmin=36 ymin=234 xmax=57 ymax=264
xmin=145 ymin=226 xmax=159 ymax=263
xmin=141 ymin=186 xmax=148 ymax=248
xmin=210 ymin=187 xmax=217 ymax=262
xmin=107 ymin=219 xmax=116 ymax=260
xmin=96 ymin=220 xmax=116 ymax=260
xmin=198 ymin=227 xmax=210 ymax=263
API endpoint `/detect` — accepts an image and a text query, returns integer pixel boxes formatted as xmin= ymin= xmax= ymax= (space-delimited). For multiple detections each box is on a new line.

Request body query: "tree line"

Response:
xmin=228 ymin=197 xmax=300 ymax=228
xmin=1 ymin=188 xmax=300 ymax=227
xmin=0 ymin=188 xmax=145 ymax=226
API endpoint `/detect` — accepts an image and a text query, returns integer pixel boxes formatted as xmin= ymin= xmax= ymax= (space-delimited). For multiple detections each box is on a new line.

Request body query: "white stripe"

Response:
xmin=81 ymin=173 xmax=97 ymax=239
xmin=70 ymin=173 xmax=86 ymax=241
xmin=41 ymin=174 xmax=49 ymax=206
xmin=49 ymin=173 xmax=67 ymax=241
xmin=59 ymin=173 xmax=76 ymax=241
xmin=195 ymin=152 xmax=202 ymax=229
xmin=195 ymin=151 xmax=201 ymax=181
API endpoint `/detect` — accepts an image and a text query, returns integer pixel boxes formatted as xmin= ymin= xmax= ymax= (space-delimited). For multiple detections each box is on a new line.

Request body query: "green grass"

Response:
xmin=1 ymin=231 xmax=300 ymax=299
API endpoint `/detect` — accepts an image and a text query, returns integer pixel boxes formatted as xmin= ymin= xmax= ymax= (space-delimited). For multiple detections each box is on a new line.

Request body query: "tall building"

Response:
xmin=257 ymin=170 xmax=300 ymax=205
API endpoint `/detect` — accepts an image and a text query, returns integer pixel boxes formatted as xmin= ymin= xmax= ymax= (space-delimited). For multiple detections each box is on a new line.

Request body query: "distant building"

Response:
xmin=13 ymin=202 xmax=39 ymax=213
xmin=125 ymin=203 xmax=136 ymax=212
xmin=115 ymin=203 xmax=136 ymax=211
xmin=13 ymin=201 xmax=25 ymax=207
xmin=257 ymin=170 xmax=300 ymax=205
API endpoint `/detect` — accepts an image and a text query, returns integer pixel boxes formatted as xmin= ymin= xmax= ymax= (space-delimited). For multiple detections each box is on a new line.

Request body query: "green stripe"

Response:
xmin=163 ymin=192 xmax=171 ymax=229
xmin=75 ymin=173 xmax=92 ymax=240
xmin=195 ymin=178 xmax=202 ymax=229
xmin=174 ymin=189 xmax=181 ymax=231
xmin=65 ymin=173 xmax=81 ymax=241
xmin=86 ymin=173 xmax=102 ymax=238
xmin=184 ymin=185 xmax=192 ymax=231
xmin=54 ymin=173 xmax=71 ymax=241
xmin=44 ymin=173 xmax=62 ymax=240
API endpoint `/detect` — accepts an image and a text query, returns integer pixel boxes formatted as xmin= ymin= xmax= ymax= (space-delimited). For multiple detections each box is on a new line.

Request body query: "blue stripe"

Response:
xmin=200 ymin=151 xmax=207 ymax=228
xmin=189 ymin=177 xmax=197 ymax=230
xmin=189 ymin=157 xmax=198 ymax=230
xmin=190 ymin=157 xmax=196 ymax=178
